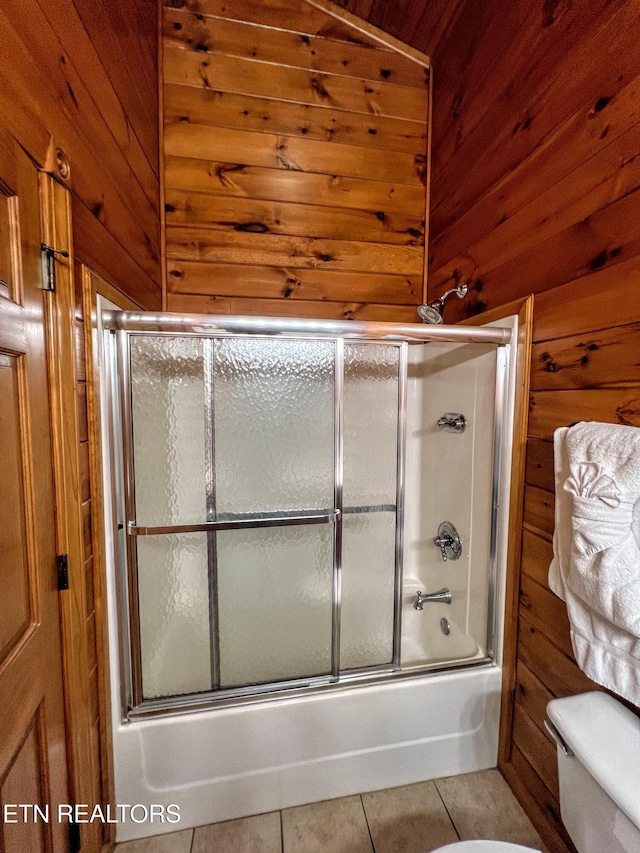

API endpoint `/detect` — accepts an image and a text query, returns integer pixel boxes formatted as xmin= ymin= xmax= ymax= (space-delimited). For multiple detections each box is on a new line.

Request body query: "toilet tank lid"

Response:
xmin=547 ymin=692 xmax=640 ymax=830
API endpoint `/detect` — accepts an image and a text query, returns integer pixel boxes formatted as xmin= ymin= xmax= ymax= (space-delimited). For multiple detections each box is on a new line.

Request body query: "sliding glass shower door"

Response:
xmin=213 ymin=337 xmax=336 ymax=690
xmin=121 ymin=332 xmax=403 ymax=707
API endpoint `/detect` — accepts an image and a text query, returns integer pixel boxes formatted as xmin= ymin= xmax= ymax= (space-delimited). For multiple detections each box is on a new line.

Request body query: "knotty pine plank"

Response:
xmin=167 ymin=260 xmax=421 ymax=304
xmin=525 ymin=438 xmax=554 ymax=493
xmin=509 ymin=747 xmax=574 ymax=853
xmin=431 ymin=0 xmax=550 ymax=181
xmin=395 ymin=0 xmax=467 ymax=57
xmin=430 ymin=69 xmax=640 ymax=273
xmin=166 ymin=291 xmax=420 ymax=321
xmin=165 ymin=156 xmax=426 ymax=216
xmin=519 ymin=574 xmax=573 ymax=658
xmin=349 ymin=0 xmax=460 ymax=57
xmin=74 ymin=319 xmax=86 ymax=382
xmin=512 ymin=701 xmax=559 ymax=800
xmin=531 ymin=323 xmax=640 ymax=390
xmin=0 ymin=34 xmax=53 ymax=168
xmin=165 ymin=0 xmax=387 ymax=48
xmin=164 ymin=84 xmax=428 ymax=154
xmin=72 ymin=196 xmax=160 ymax=310
xmin=82 ymin=490 xmax=93 ymax=565
xmin=528 ymin=388 xmax=640 ymax=439
xmin=84 ymin=556 xmax=94 ymax=620
xmin=164 ymin=9 xmax=427 ymax=87
xmin=79 ymin=442 xmax=91 ymax=505
xmin=523 ymin=485 xmax=554 ymax=539
xmin=62 ymin=0 xmax=158 ymax=174
xmin=431 ymin=0 xmax=632 ymax=231
xmin=165 ymin=226 xmax=424 ymax=275
xmin=533 ymin=255 xmax=640 ymax=342
xmin=164 ymin=43 xmax=427 ymax=122
xmin=164 ymin=123 xmax=426 ymax=185
xmin=515 ymin=660 xmax=555 ymax=738
xmin=35 ymin=0 xmax=158 ymax=191
xmin=520 ymin=529 xmax=554 ymax=588
xmin=164 ymin=188 xmax=424 ymax=245
xmin=100 ymin=0 xmax=158 ymax=91
xmin=0 ymin=5 xmax=161 ymax=283
xmin=517 ymin=616 xmax=597 ymax=698
xmin=77 ymin=382 xmax=88 ymax=444
xmin=9 ymin=0 xmax=158 ymax=214
xmin=430 ymin=0 xmax=528 ymax=155
xmin=429 ymin=116 xmax=640 ymax=292
xmin=435 ymin=184 xmax=640 ymax=317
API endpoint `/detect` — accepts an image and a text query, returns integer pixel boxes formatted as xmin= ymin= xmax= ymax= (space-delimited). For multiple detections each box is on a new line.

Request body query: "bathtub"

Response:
xmin=113 ymin=664 xmax=501 ymax=841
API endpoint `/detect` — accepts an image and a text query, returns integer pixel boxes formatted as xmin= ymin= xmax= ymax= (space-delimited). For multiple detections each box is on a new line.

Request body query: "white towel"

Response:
xmin=549 ymin=421 xmax=640 ymax=705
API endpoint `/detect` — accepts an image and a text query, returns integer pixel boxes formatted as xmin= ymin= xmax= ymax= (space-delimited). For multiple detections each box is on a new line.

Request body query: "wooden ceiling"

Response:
xmin=328 ymin=0 xmax=467 ymax=59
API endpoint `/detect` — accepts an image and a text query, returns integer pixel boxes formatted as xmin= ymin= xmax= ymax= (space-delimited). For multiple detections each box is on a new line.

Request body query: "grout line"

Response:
xmin=279 ymin=809 xmax=285 ymax=853
xmin=189 ymin=826 xmax=195 ymax=853
xmin=433 ymin=778 xmax=461 ymax=841
xmin=359 ymin=794 xmax=376 ymax=853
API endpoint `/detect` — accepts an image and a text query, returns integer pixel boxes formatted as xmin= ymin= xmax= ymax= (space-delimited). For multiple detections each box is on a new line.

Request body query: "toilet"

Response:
xmin=432 ymin=691 xmax=640 ymax=853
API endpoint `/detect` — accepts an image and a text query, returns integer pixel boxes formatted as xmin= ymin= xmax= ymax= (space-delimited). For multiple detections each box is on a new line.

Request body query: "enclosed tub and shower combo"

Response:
xmin=97 ymin=305 xmax=518 ymax=841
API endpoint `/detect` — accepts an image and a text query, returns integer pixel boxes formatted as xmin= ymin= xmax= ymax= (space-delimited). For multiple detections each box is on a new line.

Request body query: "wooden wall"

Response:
xmin=162 ymin=0 xmax=430 ymax=321
xmin=0 ymin=5 xmax=159 ymax=851
xmin=334 ymin=1 xmax=640 ymax=850
xmin=73 ymin=267 xmax=110 ymax=852
xmin=0 ymin=0 xmax=161 ymax=309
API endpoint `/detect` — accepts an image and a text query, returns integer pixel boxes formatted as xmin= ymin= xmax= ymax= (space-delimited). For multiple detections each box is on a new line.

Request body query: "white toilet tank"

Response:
xmin=546 ymin=692 xmax=640 ymax=853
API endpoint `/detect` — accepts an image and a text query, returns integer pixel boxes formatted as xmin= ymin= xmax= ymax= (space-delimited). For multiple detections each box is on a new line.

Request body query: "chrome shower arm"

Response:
xmin=439 ymin=283 xmax=468 ymax=303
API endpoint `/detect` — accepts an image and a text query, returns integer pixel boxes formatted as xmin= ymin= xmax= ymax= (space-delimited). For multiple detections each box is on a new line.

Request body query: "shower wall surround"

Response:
xmin=403 ymin=341 xmax=498 ymax=667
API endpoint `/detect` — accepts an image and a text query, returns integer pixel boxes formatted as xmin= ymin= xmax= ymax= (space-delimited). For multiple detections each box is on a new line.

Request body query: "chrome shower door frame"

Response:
xmin=104 ymin=312 xmax=512 ymax=719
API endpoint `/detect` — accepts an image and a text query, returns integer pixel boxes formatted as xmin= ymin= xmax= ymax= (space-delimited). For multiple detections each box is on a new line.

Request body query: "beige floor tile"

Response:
xmin=435 ymin=769 xmax=544 ymax=849
xmin=282 ymin=795 xmax=373 ymax=853
xmin=114 ymin=828 xmax=193 ymax=853
xmin=362 ymin=781 xmax=459 ymax=853
xmin=192 ymin=812 xmax=281 ymax=853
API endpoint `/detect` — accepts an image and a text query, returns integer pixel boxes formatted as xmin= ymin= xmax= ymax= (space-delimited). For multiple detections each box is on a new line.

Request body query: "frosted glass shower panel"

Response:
xmin=137 ymin=533 xmax=211 ymax=699
xmin=340 ymin=344 xmax=399 ymax=670
xmin=213 ymin=338 xmax=335 ymax=514
xmin=217 ymin=524 xmax=334 ymax=687
xmin=343 ymin=344 xmax=399 ymax=506
xmin=130 ymin=336 xmax=206 ymax=526
xmin=340 ymin=512 xmax=396 ymax=669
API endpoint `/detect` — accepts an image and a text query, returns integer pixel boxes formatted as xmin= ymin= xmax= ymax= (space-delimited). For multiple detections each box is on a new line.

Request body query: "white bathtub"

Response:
xmin=114 ymin=664 xmax=501 ymax=841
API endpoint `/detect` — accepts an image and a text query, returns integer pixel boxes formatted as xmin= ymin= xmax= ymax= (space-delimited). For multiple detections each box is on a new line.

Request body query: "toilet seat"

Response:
xmin=432 ymin=842 xmax=540 ymax=852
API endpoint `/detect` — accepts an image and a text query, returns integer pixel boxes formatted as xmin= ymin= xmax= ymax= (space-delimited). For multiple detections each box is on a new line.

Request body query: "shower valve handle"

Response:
xmin=434 ymin=534 xmax=454 ymax=560
xmin=433 ymin=521 xmax=462 ymax=561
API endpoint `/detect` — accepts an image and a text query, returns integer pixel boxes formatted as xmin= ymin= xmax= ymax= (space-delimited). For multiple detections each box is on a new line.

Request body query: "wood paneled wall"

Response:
xmin=0 ymin=0 xmax=160 ymax=309
xmin=162 ymin=0 xmax=430 ymax=321
xmin=71 ymin=265 xmax=110 ymax=853
xmin=333 ymin=1 xmax=640 ymax=850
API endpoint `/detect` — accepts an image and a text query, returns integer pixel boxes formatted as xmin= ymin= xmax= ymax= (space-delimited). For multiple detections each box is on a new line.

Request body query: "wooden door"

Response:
xmin=0 ymin=131 xmax=69 ymax=851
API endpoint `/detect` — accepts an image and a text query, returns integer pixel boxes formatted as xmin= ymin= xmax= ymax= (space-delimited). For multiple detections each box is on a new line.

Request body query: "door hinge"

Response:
xmin=57 ymin=554 xmax=69 ymax=590
xmin=41 ymin=243 xmax=69 ymax=292
xmin=68 ymin=818 xmax=81 ymax=853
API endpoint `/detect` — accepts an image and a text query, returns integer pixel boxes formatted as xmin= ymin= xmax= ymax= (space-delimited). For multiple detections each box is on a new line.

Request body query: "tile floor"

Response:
xmin=114 ymin=769 xmax=546 ymax=853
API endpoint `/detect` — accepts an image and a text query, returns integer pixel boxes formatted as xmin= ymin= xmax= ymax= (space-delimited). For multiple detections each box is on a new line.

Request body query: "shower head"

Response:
xmin=417 ymin=283 xmax=468 ymax=324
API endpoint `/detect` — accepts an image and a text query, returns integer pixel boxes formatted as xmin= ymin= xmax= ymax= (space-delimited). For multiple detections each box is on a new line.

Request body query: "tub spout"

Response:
xmin=414 ymin=588 xmax=452 ymax=610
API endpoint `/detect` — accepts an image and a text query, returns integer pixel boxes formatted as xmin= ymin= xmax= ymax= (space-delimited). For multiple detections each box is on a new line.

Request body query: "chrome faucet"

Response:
xmin=413 ymin=587 xmax=452 ymax=610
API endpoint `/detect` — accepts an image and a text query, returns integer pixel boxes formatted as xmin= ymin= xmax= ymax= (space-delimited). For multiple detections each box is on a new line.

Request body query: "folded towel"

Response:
xmin=549 ymin=421 xmax=640 ymax=705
